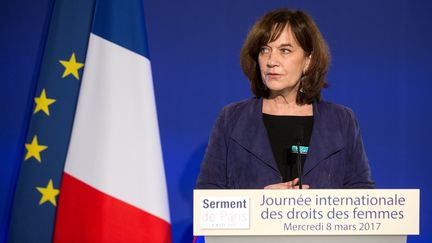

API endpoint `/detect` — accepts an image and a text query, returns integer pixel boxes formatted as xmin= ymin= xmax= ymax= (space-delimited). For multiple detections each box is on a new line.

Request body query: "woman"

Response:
xmin=196 ymin=8 xmax=374 ymax=189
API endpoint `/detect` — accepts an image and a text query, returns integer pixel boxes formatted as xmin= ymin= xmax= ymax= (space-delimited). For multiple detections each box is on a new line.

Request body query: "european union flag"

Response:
xmin=8 ymin=0 xmax=95 ymax=241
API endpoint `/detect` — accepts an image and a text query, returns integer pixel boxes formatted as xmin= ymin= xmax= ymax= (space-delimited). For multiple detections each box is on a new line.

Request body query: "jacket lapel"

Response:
xmin=303 ymin=101 xmax=344 ymax=176
xmin=229 ymin=98 xmax=344 ymax=178
xmin=230 ymin=98 xmax=280 ymax=174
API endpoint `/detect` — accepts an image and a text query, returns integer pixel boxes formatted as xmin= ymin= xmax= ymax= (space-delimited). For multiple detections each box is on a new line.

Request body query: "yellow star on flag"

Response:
xmin=34 ymin=89 xmax=56 ymax=116
xmin=36 ymin=179 xmax=60 ymax=206
xmin=59 ymin=52 xmax=84 ymax=80
xmin=24 ymin=136 xmax=48 ymax=162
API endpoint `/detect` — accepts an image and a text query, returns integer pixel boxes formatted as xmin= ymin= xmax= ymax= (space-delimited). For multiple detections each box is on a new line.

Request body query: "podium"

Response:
xmin=206 ymin=235 xmax=406 ymax=243
xmin=194 ymin=189 xmax=419 ymax=243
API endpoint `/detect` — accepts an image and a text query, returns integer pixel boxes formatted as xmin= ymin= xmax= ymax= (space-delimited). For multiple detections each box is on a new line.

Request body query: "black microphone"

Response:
xmin=295 ymin=128 xmax=304 ymax=189
xmin=296 ymin=139 xmax=303 ymax=189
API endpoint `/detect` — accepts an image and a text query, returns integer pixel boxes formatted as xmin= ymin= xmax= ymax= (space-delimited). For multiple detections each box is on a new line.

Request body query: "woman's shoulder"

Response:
xmin=316 ymin=100 xmax=357 ymax=122
xmin=215 ymin=97 xmax=260 ymax=127
xmin=222 ymin=97 xmax=258 ymax=112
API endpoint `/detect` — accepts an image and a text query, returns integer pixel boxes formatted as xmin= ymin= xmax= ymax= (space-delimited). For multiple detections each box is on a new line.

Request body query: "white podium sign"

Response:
xmin=193 ymin=189 xmax=419 ymax=236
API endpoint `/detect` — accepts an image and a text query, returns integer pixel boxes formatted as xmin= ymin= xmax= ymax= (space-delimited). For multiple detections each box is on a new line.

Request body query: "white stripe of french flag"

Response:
xmin=53 ymin=3 xmax=172 ymax=241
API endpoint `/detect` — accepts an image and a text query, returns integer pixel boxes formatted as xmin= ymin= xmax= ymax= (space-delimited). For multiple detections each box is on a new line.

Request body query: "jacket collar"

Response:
xmin=231 ymin=98 xmax=280 ymax=173
xmin=230 ymin=98 xmax=344 ymax=178
xmin=303 ymin=100 xmax=344 ymax=176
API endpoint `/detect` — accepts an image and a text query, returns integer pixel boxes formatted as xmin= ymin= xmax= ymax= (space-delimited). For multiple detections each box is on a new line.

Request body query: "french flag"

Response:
xmin=53 ymin=0 xmax=171 ymax=242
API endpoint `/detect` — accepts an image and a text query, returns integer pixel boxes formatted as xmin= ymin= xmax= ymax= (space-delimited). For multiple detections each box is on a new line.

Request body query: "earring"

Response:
xmin=299 ymin=75 xmax=305 ymax=94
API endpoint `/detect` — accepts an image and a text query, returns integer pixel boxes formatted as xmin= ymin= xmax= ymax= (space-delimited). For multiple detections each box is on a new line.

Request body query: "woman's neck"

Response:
xmin=263 ymin=94 xmax=313 ymax=116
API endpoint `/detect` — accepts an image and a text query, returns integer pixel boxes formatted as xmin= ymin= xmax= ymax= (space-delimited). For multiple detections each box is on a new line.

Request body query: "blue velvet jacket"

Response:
xmin=196 ymin=98 xmax=374 ymax=189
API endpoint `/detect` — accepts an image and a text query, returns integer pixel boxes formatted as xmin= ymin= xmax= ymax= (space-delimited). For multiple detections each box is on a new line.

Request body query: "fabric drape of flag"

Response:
xmin=8 ymin=0 xmax=172 ymax=242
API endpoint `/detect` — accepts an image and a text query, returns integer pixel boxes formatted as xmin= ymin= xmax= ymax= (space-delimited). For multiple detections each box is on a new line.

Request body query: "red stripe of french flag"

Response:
xmin=54 ymin=173 xmax=171 ymax=242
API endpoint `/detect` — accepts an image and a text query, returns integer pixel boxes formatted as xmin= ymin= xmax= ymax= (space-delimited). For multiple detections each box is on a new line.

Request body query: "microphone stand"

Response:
xmin=296 ymin=140 xmax=303 ymax=189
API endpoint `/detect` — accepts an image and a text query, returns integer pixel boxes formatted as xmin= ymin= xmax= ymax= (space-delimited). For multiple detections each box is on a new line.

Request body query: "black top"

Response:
xmin=262 ymin=114 xmax=314 ymax=182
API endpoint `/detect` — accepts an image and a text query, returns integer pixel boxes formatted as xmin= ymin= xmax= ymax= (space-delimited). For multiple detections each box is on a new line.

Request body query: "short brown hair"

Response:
xmin=240 ymin=8 xmax=330 ymax=104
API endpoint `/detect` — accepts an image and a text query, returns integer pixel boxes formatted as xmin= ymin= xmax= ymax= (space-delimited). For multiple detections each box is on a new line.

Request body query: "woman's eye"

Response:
xmin=260 ymin=47 xmax=270 ymax=54
xmin=281 ymin=48 xmax=291 ymax=53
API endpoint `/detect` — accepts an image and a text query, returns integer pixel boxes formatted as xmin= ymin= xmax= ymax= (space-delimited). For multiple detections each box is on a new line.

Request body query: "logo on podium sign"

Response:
xmin=199 ymin=196 xmax=250 ymax=229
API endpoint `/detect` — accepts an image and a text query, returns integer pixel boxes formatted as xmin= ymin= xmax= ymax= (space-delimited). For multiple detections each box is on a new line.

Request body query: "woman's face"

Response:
xmin=258 ymin=26 xmax=310 ymax=96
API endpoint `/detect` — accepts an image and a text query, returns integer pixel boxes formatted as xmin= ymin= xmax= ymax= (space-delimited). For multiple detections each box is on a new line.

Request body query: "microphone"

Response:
xmin=295 ymin=128 xmax=304 ymax=189
xmin=296 ymin=139 xmax=303 ymax=189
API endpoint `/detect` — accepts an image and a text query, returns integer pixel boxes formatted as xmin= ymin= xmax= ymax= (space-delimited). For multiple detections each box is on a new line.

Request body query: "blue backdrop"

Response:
xmin=1 ymin=0 xmax=431 ymax=242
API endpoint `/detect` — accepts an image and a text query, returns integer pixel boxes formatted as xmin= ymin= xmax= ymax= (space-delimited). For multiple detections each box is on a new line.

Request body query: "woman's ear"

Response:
xmin=303 ymin=54 xmax=312 ymax=74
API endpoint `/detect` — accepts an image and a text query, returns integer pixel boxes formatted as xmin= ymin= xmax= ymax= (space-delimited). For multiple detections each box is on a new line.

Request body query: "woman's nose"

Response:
xmin=266 ymin=53 xmax=278 ymax=67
